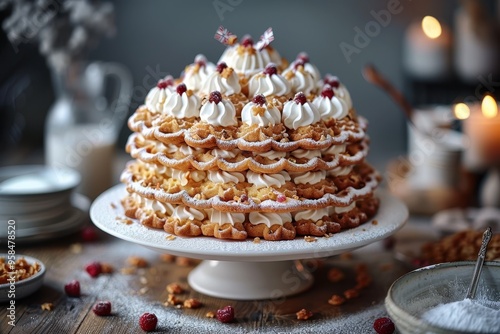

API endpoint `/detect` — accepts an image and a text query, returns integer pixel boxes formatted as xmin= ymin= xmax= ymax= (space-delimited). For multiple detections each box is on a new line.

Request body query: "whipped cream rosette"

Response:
xmin=121 ymin=28 xmax=380 ymax=241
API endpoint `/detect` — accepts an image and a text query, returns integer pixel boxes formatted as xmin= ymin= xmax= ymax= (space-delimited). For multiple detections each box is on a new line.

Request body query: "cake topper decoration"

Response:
xmin=214 ymin=26 xmax=237 ymax=45
xmin=254 ymin=27 xmax=274 ymax=50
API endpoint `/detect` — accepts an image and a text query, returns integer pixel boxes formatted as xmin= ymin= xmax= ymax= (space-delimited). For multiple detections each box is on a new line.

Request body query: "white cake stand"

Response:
xmin=90 ymin=185 xmax=408 ymax=300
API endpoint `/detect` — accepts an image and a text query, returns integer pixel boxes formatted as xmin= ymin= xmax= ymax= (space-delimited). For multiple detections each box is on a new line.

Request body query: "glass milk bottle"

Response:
xmin=45 ymin=61 xmax=132 ymax=199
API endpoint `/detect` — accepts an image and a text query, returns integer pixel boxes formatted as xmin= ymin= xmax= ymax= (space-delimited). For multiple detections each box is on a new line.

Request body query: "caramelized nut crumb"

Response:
xmin=296 ymin=308 xmax=313 ymax=320
xmin=120 ymin=267 xmax=136 ymax=275
xmin=140 ymin=276 xmax=148 ymax=285
xmin=327 ymin=268 xmax=345 ymax=283
xmin=166 ymin=283 xmax=184 ymax=294
xmin=176 ymin=257 xmax=192 ymax=267
xmin=69 ymin=243 xmax=83 ymax=254
xmin=343 ymin=288 xmax=360 ymax=299
xmin=328 ymin=295 xmax=346 ymax=306
xmin=184 ymin=298 xmax=202 ymax=309
xmin=167 ymin=294 xmax=183 ymax=305
xmin=160 ymin=254 xmax=176 ymax=263
xmin=205 ymin=311 xmax=215 ymax=318
xmin=166 ymin=235 xmax=176 ymax=241
xmin=41 ymin=303 xmax=54 ymax=311
xmin=304 ymin=236 xmax=317 ymax=243
xmin=371 ymin=220 xmax=378 ymax=225
xmin=127 ymin=256 xmax=149 ymax=268
xmin=101 ymin=262 xmax=114 ymax=274
xmin=253 ymin=237 xmax=261 ymax=244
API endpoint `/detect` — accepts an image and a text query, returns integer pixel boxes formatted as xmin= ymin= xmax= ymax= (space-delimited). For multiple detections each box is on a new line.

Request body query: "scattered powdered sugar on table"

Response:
xmin=422 ymin=298 xmax=500 ymax=333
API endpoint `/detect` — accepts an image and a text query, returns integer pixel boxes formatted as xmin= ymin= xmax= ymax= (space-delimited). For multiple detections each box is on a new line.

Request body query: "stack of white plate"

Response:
xmin=0 ymin=165 xmax=89 ymax=243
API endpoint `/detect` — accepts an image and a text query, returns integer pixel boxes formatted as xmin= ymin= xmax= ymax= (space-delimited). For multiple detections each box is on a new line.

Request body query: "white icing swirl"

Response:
xmin=260 ymin=46 xmax=282 ymax=68
xmin=179 ymin=144 xmax=201 ymax=156
xmin=171 ymin=169 xmax=189 ymax=186
xmin=248 ymin=211 xmax=292 ymax=227
xmin=145 ymin=85 xmax=172 ymax=113
xmin=199 ymin=67 xmax=241 ymax=96
xmin=162 ymin=91 xmax=200 ymax=118
xmin=218 ymin=45 xmax=266 ymax=76
xmin=247 ymin=72 xmax=291 ymax=97
xmin=312 ymin=95 xmax=349 ymax=120
xmin=254 ymin=150 xmax=286 ymax=160
xmin=291 ymin=149 xmax=322 ymax=159
xmin=172 ymin=205 xmax=206 ymax=221
xmin=335 ymin=83 xmax=353 ymax=110
xmin=206 ymin=208 xmax=245 ymax=226
xmin=200 ymin=99 xmax=238 ymax=126
xmin=335 ymin=202 xmax=356 ymax=213
xmin=282 ymin=66 xmax=316 ymax=95
xmin=247 ymin=171 xmax=290 ymax=189
xmin=321 ymin=144 xmax=347 ymax=155
xmin=328 ymin=166 xmax=353 ymax=177
xmin=210 ymin=148 xmax=239 ymax=159
xmin=291 ymin=170 xmax=326 ymax=185
xmin=241 ymin=101 xmax=281 ymax=127
xmin=282 ymin=99 xmax=320 ymax=129
xmin=132 ymin=193 xmax=174 ymax=215
xmin=182 ymin=54 xmax=215 ymax=91
xmin=207 ymin=170 xmax=245 ymax=184
xmin=303 ymin=62 xmax=321 ymax=83
xmin=294 ymin=207 xmax=329 ymax=222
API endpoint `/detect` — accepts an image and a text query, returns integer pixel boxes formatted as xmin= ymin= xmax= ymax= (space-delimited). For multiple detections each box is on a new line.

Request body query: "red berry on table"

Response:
xmin=216 ymin=62 xmax=228 ymax=73
xmin=139 ymin=312 xmax=158 ymax=332
xmin=64 ymin=280 xmax=81 ymax=297
xmin=252 ymin=94 xmax=266 ymax=106
xmin=85 ymin=262 xmax=102 ymax=278
xmin=216 ymin=305 xmax=235 ymax=323
xmin=321 ymin=85 xmax=335 ymax=100
xmin=373 ymin=317 xmax=395 ymax=334
xmin=263 ymin=63 xmax=278 ymax=76
xmin=92 ymin=301 xmax=112 ymax=316
xmin=293 ymin=92 xmax=307 ymax=105
xmin=209 ymin=91 xmax=222 ymax=104
xmin=81 ymin=226 xmax=98 ymax=242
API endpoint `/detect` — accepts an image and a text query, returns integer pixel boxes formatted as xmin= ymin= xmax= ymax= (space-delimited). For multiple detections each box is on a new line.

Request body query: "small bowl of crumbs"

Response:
xmin=0 ymin=254 xmax=46 ymax=303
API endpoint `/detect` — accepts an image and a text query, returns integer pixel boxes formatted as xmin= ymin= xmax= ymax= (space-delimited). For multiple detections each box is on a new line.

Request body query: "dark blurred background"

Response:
xmin=0 ymin=0 xmax=498 ymax=166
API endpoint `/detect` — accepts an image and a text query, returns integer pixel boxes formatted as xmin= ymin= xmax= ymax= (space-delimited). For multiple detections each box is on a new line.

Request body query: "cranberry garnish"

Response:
xmin=216 ymin=305 xmax=235 ymax=323
xmin=293 ymin=92 xmax=307 ymax=105
xmin=209 ymin=91 xmax=222 ymax=104
xmin=321 ymin=85 xmax=335 ymax=99
xmin=176 ymin=83 xmax=187 ymax=95
xmin=81 ymin=226 xmax=98 ymax=242
xmin=240 ymin=35 xmax=254 ymax=47
xmin=216 ymin=62 xmax=228 ymax=73
xmin=194 ymin=54 xmax=207 ymax=67
xmin=139 ymin=313 xmax=158 ymax=332
xmin=85 ymin=261 xmax=102 ymax=278
xmin=373 ymin=317 xmax=395 ymax=334
xmin=252 ymin=94 xmax=266 ymax=106
xmin=296 ymin=52 xmax=310 ymax=63
xmin=240 ymin=194 xmax=248 ymax=202
xmin=277 ymin=194 xmax=286 ymax=202
xmin=64 ymin=280 xmax=81 ymax=297
xmin=324 ymin=74 xmax=340 ymax=88
xmin=92 ymin=301 xmax=112 ymax=316
xmin=263 ymin=63 xmax=278 ymax=76
xmin=294 ymin=59 xmax=305 ymax=70
xmin=156 ymin=76 xmax=174 ymax=89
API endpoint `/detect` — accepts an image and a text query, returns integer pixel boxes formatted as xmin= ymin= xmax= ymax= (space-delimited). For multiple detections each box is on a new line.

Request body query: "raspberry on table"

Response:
xmin=85 ymin=261 xmax=102 ymax=278
xmin=139 ymin=312 xmax=158 ymax=332
xmin=64 ymin=280 xmax=80 ymax=297
xmin=81 ymin=226 xmax=98 ymax=242
xmin=216 ymin=305 xmax=235 ymax=323
xmin=373 ymin=317 xmax=395 ymax=334
xmin=92 ymin=301 xmax=111 ymax=316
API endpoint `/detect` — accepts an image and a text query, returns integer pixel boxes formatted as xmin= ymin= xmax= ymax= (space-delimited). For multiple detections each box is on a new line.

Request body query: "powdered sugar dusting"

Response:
xmin=90 ymin=185 xmax=407 ymax=262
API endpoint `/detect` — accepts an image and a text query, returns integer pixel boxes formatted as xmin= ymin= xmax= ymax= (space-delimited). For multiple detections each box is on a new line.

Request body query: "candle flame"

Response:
xmin=481 ymin=95 xmax=498 ymax=119
xmin=454 ymin=103 xmax=470 ymax=120
xmin=422 ymin=16 xmax=442 ymax=39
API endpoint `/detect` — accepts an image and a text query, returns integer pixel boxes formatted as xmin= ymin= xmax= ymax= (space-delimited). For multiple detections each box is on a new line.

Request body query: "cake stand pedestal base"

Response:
xmin=188 ymin=260 xmax=313 ymax=300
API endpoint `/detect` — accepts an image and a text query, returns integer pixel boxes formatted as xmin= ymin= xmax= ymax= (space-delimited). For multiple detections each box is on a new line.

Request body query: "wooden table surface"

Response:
xmin=0 ymin=220 xmax=412 ymax=334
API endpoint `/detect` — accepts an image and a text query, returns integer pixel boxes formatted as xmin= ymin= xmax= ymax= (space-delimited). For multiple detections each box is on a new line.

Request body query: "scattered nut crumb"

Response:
xmin=339 ymin=252 xmax=353 ymax=260
xmin=175 ymin=257 xmax=192 ymax=267
xmin=69 ymin=243 xmax=83 ymax=254
xmin=41 ymin=303 xmax=54 ymax=311
xmin=205 ymin=311 xmax=215 ymax=318
xmin=343 ymin=288 xmax=359 ymax=299
xmin=166 ymin=283 xmax=184 ymax=294
xmin=140 ymin=277 xmax=148 ymax=285
xmin=120 ymin=267 xmax=136 ymax=275
xmin=304 ymin=236 xmax=317 ymax=243
xmin=100 ymin=263 xmax=114 ymax=274
xmin=296 ymin=308 xmax=313 ymax=320
xmin=167 ymin=294 xmax=183 ymax=305
xmin=139 ymin=287 xmax=149 ymax=295
xmin=116 ymin=217 xmax=133 ymax=225
xmin=160 ymin=254 xmax=176 ymax=262
xmin=328 ymin=295 xmax=346 ymax=306
xmin=166 ymin=235 xmax=176 ymax=241
xmin=183 ymin=298 xmax=202 ymax=309
xmin=327 ymin=268 xmax=345 ymax=283
xmin=110 ymin=202 xmax=117 ymax=209
xmin=371 ymin=220 xmax=378 ymax=225
xmin=253 ymin=237 xmax=261 ymax=244
xmin=127 ymin=256 xmax=149 ymax=268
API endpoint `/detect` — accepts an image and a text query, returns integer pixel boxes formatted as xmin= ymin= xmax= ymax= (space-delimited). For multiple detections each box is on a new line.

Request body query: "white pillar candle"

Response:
xmin=403 ymin=16 xmax=452 ymax=80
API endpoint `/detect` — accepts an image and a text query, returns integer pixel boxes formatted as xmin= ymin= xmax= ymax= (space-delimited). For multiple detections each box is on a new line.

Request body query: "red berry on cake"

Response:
xmin=216 ymin=305 xmax=235 ymax=323
xmin=252 ymin=94 xmax=267 ymax=106
xmin=209 ymin=91 xmax=222 ymax=104
xmin=156 ymin=76 xmax=173 ymax=89
xmin=139 ymin=312 xmax=158 ymax=332
xmin=294 ymin=59 xmax=305 ymax=70
xmin=92 ymin=301 xmax=112 ymax=316
xmin=194 ymin=54 xmax=207 ymax=67
xmin=240 ymin=35 xmax=254 ymax=47
xmin=321 ymin=85 xmax=335 ymax=99
xmin=324 ymin=74 xmax=340 ymax=88
xmin=64 ymin=280 xmax=81 ymax=297
xmin=85 ymin=261 xmax=102 ymax=278
xmin=240 ymin=194 xmax=248 ymax=203
xmin=277 ymin=194 xmax=286 ymax=202
xmin=293 ymin=92 xmax=307 ymax=105
xmin=263 ymin=63 xmax=278 ymax=76
xmin=216 ymin=62 xmax=228 ymax=73
xmin=296 ymin=52 xmax=310 ymax=63
xmin=176 ymin=83 xmax=187 ymax=95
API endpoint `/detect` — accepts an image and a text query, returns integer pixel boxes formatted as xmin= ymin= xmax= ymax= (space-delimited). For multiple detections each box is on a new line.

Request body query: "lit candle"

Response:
xmin=403 ymin=16 xmax=452 ymax=80
xmin=464 ymin=95 xmax=500 ymax=168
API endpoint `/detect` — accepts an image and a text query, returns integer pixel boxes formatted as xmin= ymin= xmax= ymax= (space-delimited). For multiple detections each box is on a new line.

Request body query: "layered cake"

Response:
xmin=121 ymin=29 xmax=380 ymax=241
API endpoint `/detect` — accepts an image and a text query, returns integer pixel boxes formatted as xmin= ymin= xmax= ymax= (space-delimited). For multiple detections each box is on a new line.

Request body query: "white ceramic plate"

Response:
xmin=0 ymin=254 xmax=46 ymax=302
xmin=91 ymin=185 xmax=408 ymax=262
